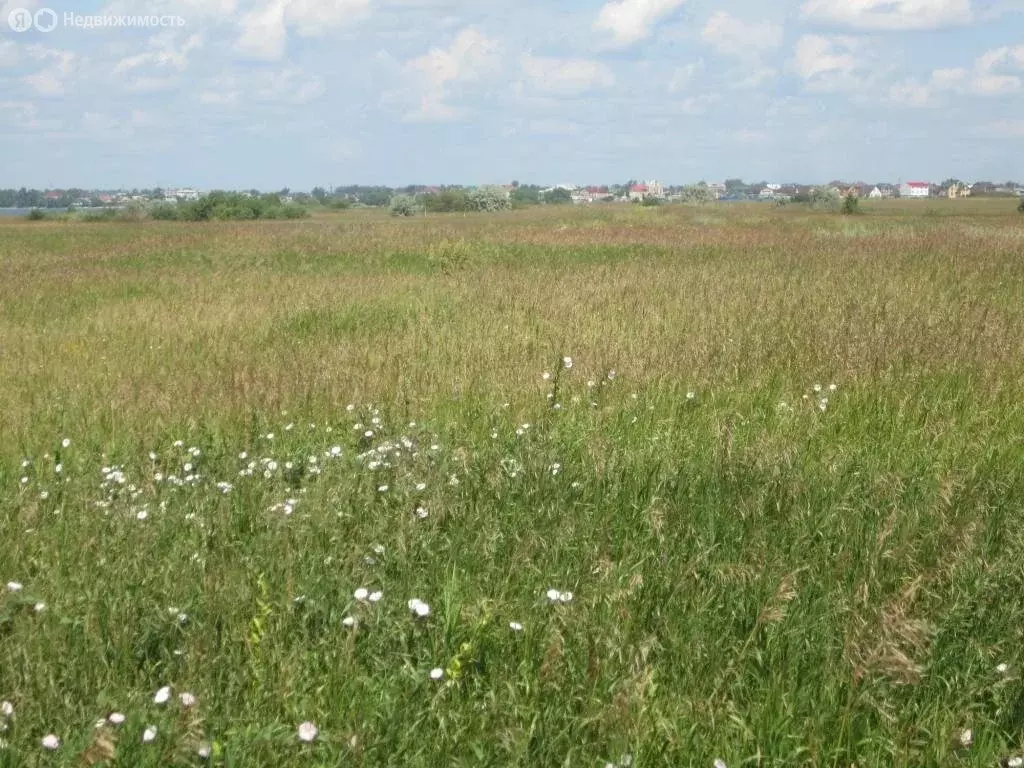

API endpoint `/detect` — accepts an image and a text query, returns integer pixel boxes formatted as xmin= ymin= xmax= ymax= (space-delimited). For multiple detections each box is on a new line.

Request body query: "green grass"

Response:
xmin=1 ymin=201 xmax=1024 ymax=766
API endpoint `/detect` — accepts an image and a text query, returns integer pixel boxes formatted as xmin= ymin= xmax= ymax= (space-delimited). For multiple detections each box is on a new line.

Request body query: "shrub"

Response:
xmin=808 ymin=188 xmax=841 ymax=211
xmin=468 ymin=187 xmax=512 ymax=212
xmin=423 ymin=190 xmax=470 ymax=213
xmin=80 ymin=208 xmax=118 ymax=223
xmin=25 ymin=209 xmax=47 ymax=221
xmin=678 ymin=185 xmax=713 ymax=205
xmin=1018 ymin=199 xmax=1024 ymax=213
xmin=149 ymin=204 xmax=179 ymax=221
xmin=389 ymin=195 xmax=419 ymax=217
xmin=841 ymin=194 xmax=860 ymax=215
xmin=640 ymin=196 xmax=662 ymax=207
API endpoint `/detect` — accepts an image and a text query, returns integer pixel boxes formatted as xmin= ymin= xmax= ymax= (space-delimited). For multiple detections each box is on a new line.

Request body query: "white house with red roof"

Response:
xmin=900 ymin=181 xmax=931 ymax=198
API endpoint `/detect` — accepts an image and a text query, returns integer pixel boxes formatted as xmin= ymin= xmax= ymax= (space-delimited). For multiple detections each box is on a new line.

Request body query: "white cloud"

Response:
xmin=22 ymin=45 xmax=77 ymax=97
xmin=594 ymin=0 xmax=688 ymax=47
xmin=113 ymin=32 xmax=203 ymax=75
xmin=235 ymin=0 xmax=288 ymax=60
xmin=790 ymin=34 xmax=870 ymax=91
xmin=800 ymin=0 xmax=973 ymax=30
xmin=890 ymin=44 xmax=1024 ymax=105
xmin=402 ymin=27 xmax=500 ymax=122
xmin=520 ymin=55 xmax=614 ymax=96
xmin=701 ymin=12 xmax=783 ymax=59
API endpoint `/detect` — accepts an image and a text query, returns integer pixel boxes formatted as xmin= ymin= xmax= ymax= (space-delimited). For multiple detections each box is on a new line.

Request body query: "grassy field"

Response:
xmin=2 ymin=200 xmax=1024 ymax=766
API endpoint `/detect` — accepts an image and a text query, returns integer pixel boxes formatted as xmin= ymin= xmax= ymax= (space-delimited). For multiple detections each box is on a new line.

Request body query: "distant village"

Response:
xmin=2 ymin=179 xmax=1023 ymax=210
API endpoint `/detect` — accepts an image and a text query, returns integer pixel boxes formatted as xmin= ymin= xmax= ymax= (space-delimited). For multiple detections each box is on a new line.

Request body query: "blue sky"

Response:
xmin=1 ymin=0 xmax=1023 ymax=188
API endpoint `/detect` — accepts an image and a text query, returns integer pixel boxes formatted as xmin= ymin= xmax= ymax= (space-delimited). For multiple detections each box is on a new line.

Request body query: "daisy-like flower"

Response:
xmin=509 ymin=622 xmax=523 ymax=632
xmin=1 ymin=701 xmax=13 ymax=718
xmin=546 ymin=588 xmax=560 ymax=602
xmin=353 ymin=588 xmax=369 ymax=602
xmin=542 ymin=371 xmax=551 ymax=381
xmin=41 ymin=734 xmax=61 ymax=750
xmin=429 ymin=667 xmax=444 ymax=681
xmin=54 ymin=463 xmax=62 ymax=474
xmin=714 ymin=760 xmax=727 ymax=768
xmin=686 ymin=391 xmax=696 ymax=400
xmin=415 ymin=506 xmax=428 ymax=519
xmin=297 ymin=721 xmax=318 ymax=743
xmin=142 ymin=726 xmax=158 ymax=744
xmin=563 ymin=357 xmax=573 ymax=369
xmin=197 ymin=742 xmax=212 ymax=759
xmin=546 ymin=589 xmax=573 ymax=603
xmin=179 ymin=692 xmax=197 ymax=708
xmin=61 ymin=438 xmax=71 ymax=449
xmin=5 ymin=582 xmax=22 ymax=593
xmin=408 ymin=598 xmax=431 ymax=618
xmin=959 ymin=728 xmax=973 ymax=748
xmin=377 ymin=485 xmax=389 ymax=493
xmin=107 ymin=713 xmax=126 ymax=726
xmin=153 ymin=686 xmax=172 ymax=705
xmin=368 ymin=591 xmax=383 ymax=603
xmin=34 ymin=602 xmax=46 ymax=613
xmin=415 ymin=482 xmax=427 ymax=492
xmin=997 ymin=663 xmax=1009 ymax=674
xmin=813 ymin=384 xmax=822 ymax=393
xmin=1007 ymin=758 xmax=1023 ymax=768
xmin=342 ymin=616 xmax=357 ymax=628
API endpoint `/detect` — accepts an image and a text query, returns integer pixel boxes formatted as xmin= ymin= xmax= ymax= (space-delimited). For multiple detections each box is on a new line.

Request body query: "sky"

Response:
xmin=1 ymin=0 xmax=1023 ymax=189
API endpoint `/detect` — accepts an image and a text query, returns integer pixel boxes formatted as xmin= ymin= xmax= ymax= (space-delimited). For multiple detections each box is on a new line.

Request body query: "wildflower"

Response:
xmin=19 ymin=477 xmax=28 ymax=485
xmin=107 ymin=713 xmax=125 ymax=726
xmin=179 ymin=692 xmax=197 ymax=708
xmin=377 ymin=485 xmax=389 ymax=493
xmin=197 ymin=742 xmax=212 ymax=759
xmin=408 ymin=598 xmax=431 ymax=618
xmin=415 ymin=482 xmax=427 ymax=491
xmin=587 ymin=380 xmax=595 ymax=388
xmin=996 ymin=662 xmax=1009 ymax=674
xmin=173 ymin=440 xmax=184 ymax=448
xmin=813 ymin=384 xmax=822 ymax=393
xmin=1 ymin=701 xmax=12 ymax=718
xmin=297 ymin=721 xmax=318 ymax=743
xmin=136 ymin=510 xmax=148 ymax=521
xmin=509 ymin=622 xmax=523 ymax=632
xmin=354 ymin=588 xmax=369 ymax=602
xmin=686 ymin=391 xmax=696 ymax=400
xmin=365 ymin=430 xmax=375 ymax=439
xmin=714 ymin=760 xmax=727 ymax=768
xmin=829 ymin=383 xmax=838 ymax=392
xmin=61 ymin=438 xmax=71 ymax=449
xmin=153 ymin=686 xmax=172 ymax=705
xmin=266 ymin=433 xmax=275 ymax=440
xmin=563 ymin=356 xmax=573 ymax=369
xmin=183 ymin=463 xmax=193 ymax=473
xmin=41 ymin=734 xmax=61 ymax=750
xmin=39 ymin=491 xmax=49 ymax=500
xmin=959 ymin=728 xmax=973 ymax=747
xmin=346 ymin=404 xmax=355 ymax=411
xmin=330 ymin=446 xmax=342 ymax=456
xmin=54 ymin=463 xmax=62 ymax=474
xmin=142 ymin=725 xmax=158 ymax=743
xmin=546 ymin=589 xmax=573 ymax=603
xmin=429 ymin=667 xmax=444 ymax=681
xmin=415 ymin=506 xmax=428 ymax=519
xmin=1008 ymin=758 xmax=1023 ymax=768
xmin=34 ymin=602 xmax=46 ymax=613
xmin=266 ymin=461 xmax=278 ymax=472
xmin=369 ymin=591 xmax=383 ymax=603
xmin=542 ymin=371 xmax=551 ymax=380
xmin=818 ymin=399 xmax=829 ymax=412
xmin=342 ymin=616 xmax=356 ymax=628
xmin=5 ymin=582 xmax=22 ymax=593
xmin=239 ymin=451 xmax=248 ymax=460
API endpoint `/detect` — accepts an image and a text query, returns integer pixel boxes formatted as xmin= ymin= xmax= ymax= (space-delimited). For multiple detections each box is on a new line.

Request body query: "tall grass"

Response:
xmin=1 ymin=201 xmax=1023 ymax=767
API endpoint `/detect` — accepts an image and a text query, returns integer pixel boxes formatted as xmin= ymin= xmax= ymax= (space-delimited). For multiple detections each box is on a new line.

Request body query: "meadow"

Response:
xmin=1 ymin=199 xmax=1023 ymax=766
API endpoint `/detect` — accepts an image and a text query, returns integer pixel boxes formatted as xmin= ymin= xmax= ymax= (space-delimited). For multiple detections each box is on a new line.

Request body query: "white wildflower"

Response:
xmin=34 ymin=602 xmax=46 ymax=613
xmin=959 ymin=728 xmax=973 ymax=747
xmin=429 ymin=667 xmax=444 ymax=681
xmin=153 ymin=686 xmax=171 ymax=705
xmin=61 ymin=438 xmax=71 ymax=449
xmin=342 ymin=616 xmax=356 ymax=628
xmin=197 ymin=742 xmax=212 ymax=759
xmin=415 ymin=482 xmax=426 ymax=491
xmin=41 ymin=734 xmax=61 ymax=750
xmin=107 ymin=712 xmax=125 ymax=726
xmin=509 ymin=622 xmax=523 ymax=632
xmin=714 ymin=760 xmax=727 ymax=768
xmin=297 ymin=721 xmax=318 ymax=743
xmin=542 ymin=372 xmax=551 ymax=381
xmin=408 ymin=598 xmax=431 ymax=618
xmin=415 ymin=506 xmax=428 ymax=519
xmin=369 ymin=591 xmax=383 ymax=603
xmin=0 ymin=701 xmax=12 ymax=718
xmin=562 ymin=356 xmax=573 ymax=369
xmin=997 ymin=663 xmax=1009 ymax=674
xmin=179 ymin=692 xmax=197 ymax=708
xmin=5 ymin=582 xmax=22 ymax=593
xmin=354 ymin=588 xmax=369 ymax=602
xmin=142 ymin=725 xmax=158 ymax=743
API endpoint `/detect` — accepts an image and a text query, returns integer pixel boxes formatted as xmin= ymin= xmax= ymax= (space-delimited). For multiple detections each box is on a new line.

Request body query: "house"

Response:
xmin=868 ymin=187 xmax=883 ymax=199
xmin=707 ymin=182 xmax=727 ymax=199
xmin=947 ymin=182 xmax=971 ymax=199
xmin=628 ymin=184 xmax=649 ymax=201
xmin=900 ymin=181 xmax=930 ymax=198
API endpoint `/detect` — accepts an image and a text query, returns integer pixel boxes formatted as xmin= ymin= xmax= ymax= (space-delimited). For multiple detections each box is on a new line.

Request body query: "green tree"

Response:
xmin=544 ymin=188 xmax=572 ymax=205
xmin=389 ymin=195 xmax=419 ymax=217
